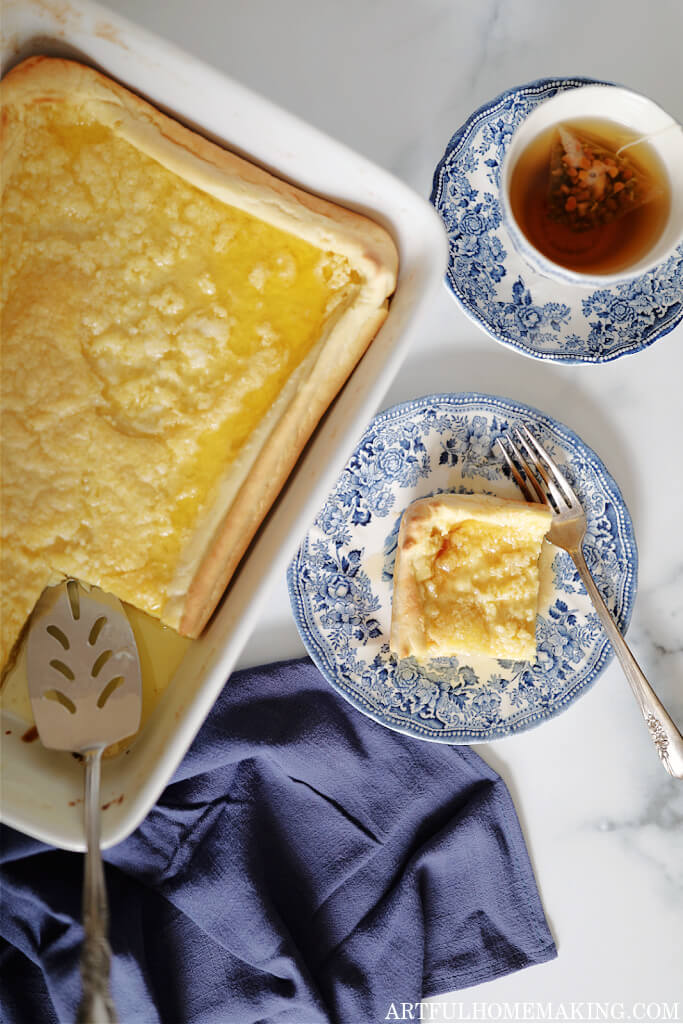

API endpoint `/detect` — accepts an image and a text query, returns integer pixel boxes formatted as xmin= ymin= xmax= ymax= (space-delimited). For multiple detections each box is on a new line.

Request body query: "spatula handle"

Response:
xmin=77 ymin=749 xmax=118 ymax=1024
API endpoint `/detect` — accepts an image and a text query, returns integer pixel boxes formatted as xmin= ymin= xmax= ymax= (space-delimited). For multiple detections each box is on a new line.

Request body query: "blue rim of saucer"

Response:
xmin=287 ymin=392 xmax=638 ymax=744
xmin=430 ymin=76 xmax=683 ymax=364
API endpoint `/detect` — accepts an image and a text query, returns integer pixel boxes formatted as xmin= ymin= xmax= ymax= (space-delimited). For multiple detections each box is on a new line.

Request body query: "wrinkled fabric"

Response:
xmin=0 ymin=657 xmax=556 ymax=1023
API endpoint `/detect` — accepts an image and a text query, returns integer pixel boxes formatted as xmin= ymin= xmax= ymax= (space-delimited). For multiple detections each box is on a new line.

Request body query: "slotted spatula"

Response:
xmin=26 ymin=579 xmax=142 ymax=1024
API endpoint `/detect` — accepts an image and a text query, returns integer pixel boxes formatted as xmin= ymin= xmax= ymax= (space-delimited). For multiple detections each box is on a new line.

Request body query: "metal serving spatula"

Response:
xmin=26 ymin=579 xmax=142 ymax=1024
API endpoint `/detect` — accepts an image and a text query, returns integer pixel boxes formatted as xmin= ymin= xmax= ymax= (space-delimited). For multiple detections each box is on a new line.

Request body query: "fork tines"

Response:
xmin=495 ymin=425 xmax=577 ymax=513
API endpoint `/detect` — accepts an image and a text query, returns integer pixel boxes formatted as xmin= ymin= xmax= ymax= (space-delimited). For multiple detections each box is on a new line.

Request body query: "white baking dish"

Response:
xmin=0 ymin=0 xmax=447 ymax=850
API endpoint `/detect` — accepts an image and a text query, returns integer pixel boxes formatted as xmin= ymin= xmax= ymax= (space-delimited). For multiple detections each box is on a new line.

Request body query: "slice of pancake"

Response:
xmin=390 ymin=493 xmax=551 ymax=661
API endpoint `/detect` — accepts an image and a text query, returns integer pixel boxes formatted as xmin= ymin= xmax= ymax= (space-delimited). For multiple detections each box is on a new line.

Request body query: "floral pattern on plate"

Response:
xmin=430 ymin=77 xmax=683 ymax=363
xmin=287 ymin=394 xmax=638 ymax=742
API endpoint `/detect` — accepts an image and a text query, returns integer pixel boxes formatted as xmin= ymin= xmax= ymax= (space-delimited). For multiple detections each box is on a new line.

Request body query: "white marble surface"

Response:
xmin=104 ymin=0 xmax=683 ymax=1015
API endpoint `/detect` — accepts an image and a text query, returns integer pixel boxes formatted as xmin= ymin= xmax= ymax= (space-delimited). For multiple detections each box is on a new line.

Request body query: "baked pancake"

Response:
xmin=390 ymin=493 xmax=551 ymax=661
xmin=0 ymin=57 xmax=398 ymax=673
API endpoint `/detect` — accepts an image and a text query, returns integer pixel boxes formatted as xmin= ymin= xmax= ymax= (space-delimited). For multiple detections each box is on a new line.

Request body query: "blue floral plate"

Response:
xmin=430 ymin=77 xmax=683 ymax=363
xmin=287 ymin=393 xmax=638 ymax=743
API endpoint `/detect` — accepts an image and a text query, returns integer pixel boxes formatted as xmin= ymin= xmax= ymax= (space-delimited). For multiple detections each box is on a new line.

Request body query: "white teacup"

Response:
xmin=500 ymin=84 xmax=683 ymax=287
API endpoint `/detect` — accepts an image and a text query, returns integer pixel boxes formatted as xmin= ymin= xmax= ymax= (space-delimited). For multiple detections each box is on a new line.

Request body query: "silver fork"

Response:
xmin=497 ymin=424 xmax=683 ymax=779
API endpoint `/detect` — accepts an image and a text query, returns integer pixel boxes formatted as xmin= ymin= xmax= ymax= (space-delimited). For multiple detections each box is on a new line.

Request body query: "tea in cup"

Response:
xmin=500 ymin=85 xmax=683 ymax=286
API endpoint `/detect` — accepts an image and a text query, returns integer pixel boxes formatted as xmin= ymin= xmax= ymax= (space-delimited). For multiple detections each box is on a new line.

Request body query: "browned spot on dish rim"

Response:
xmin=95 ymin=21 xmax=128 ymax=48
xmin=101 ymin=794 xmax=125 ymax=811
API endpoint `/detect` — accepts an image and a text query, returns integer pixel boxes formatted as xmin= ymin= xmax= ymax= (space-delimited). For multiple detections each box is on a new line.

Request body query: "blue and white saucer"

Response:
xmin=430 ymin=77 xmax=683 ymax=363
xmin=287 ymin=393 xmax=638 ymax=743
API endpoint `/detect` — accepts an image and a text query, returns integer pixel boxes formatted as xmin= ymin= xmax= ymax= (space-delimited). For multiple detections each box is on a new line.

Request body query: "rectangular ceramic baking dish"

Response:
xmin=0 ymin=0 xmax=447 ymax=850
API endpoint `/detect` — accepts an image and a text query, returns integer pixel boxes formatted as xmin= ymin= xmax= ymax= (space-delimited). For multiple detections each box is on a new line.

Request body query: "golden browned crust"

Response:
xmin=1 ymin=56 xmax=398 ymax=643
xmin=389 ymin=499 xmax=433 ymax=659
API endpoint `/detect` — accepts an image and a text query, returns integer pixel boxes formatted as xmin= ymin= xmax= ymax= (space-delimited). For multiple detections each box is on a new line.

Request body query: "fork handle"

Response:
xmin=77 ymin=749 xmax=118 ymax=1024
xmin=570 ymin=547 xmax=683 ymax=779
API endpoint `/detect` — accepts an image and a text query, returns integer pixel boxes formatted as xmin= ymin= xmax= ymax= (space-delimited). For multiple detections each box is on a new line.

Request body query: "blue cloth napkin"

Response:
xmin=0 ymin=657 xmax=556 ymax=1023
